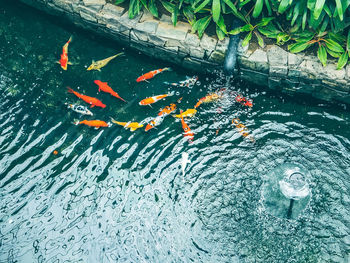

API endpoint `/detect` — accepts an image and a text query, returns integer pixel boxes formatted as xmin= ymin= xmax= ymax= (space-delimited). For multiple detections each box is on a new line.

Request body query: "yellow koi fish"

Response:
xmin=111 ymin=118 xmax=143 ymax=131
xmin=232 ymin=118 xmax=255 ymax=143
xmin=173 ymin=108 xmax=197 ymax=118
xmin=87 ymin=52 xmax=124 ymax=71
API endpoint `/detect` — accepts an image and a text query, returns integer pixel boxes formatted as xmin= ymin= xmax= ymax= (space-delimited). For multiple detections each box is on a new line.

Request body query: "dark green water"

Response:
xmin=1 ymin=1 xmax=350 ymax=262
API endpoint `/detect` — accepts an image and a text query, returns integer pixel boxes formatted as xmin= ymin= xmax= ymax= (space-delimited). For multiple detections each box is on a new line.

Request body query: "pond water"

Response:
xmin=1 ymin=1 xmax=350 ymax=262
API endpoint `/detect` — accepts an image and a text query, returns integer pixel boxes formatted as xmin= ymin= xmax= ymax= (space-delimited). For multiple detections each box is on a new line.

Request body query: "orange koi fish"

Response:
xmin=235 ymin=95 xmax=253 ymax=107
xmin=145 ymin=103 xmax=177 ymax=131
xmin=94 ymin=80 xmax=126 ymax=102
xmin=57 ymin=36 xmax=73 ymax=70
xmin=158 ymin=103 xmax=177 ymax=117
xmin=136 ymin=67 xmax=172 ymax=82
xmin=232 ymin=118 xmax=255 ymax=143
xmin=68 ymin=87 xmax=106 ymax=108
xmin=194 ymin=93 xmax=222 ymax=108
xmin=74 ymin=120 xmax=110 ymax=128
xmin=139 ymin=91 xmax=174 ymax=106
xmin=180 ymin=110 xmax=194 ymax=142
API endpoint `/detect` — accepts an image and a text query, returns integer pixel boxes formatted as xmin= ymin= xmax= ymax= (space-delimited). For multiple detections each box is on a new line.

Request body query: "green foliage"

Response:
xmin=114 ymin=0 xmax=350 ymax=69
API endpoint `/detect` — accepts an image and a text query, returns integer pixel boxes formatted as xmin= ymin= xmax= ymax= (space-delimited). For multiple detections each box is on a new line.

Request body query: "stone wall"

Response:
xmin=17 ymin=0 xmax=350 ymax=105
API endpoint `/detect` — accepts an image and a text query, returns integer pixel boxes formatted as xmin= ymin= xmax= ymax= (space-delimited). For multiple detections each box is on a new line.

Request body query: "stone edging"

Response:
xmin=18 ymin=0 xmax=350 ymax=104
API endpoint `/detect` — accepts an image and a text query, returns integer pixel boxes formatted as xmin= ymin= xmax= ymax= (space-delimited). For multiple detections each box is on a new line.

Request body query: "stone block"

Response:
xmin=119 ymin=11 xmax=142 ymax=29
xmin=131 ymin=29 xmax=149 ymax=42
xmin=106 ymin=23 xmax=129 ymax=34
xmin=148 ymin=34 xmax=166 ymax=46
xmin=288 ymin=53 xmax=304 ymax=67
xmin=79 ymin=5 xmax=98 ymax=22
xmin=322 ymin=63 xmax=346 ymax=81
xmin=216 ymin=38 xmax=229 ymax=53
xmin=270 ymin=65 xmax=288 ymax=77
xmin=208 ymin=50 xmax=225 ymax=63
xmin=51 ymin=0 xmax=73 ymax=12
xmin=156 ymin=22 xmax=189 ymax=41
xmin=182 ymin=57 xmax=202 ymax=71
xmin=189 ymin=47 xmax=205 ymax=59
xmin=267 ymin=45 xmax=288 ymax=67
xmin=200 ymin=34 xmax=217 ymax=51
xmin=247 ymin=49 xmax=269 ymax=74
xmin=135 ymin=19 xmax=159 ymax=34
xmin=99 ymin=4 xmax=124 ymax=24
xmin=237 ymin=40 xmax=249 ymax=57
xmin=82 ymin=0 xmax=105 ymax=11
xmin=268 ymin=77 xmax=282 ymax=90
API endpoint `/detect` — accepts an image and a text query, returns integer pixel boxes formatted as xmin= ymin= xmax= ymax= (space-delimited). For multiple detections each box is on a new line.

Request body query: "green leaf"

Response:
xmin=337 ymin=52 xmax=349 ymax=69
xmin=216 ymin=14 xmax=227 ymax=34
xmin=324 ymin=39 xmax=345 ymax=53
xmin=172 ymin=5 xmax=179 ymax=26
xmin=193 ymin=15 xmax=212 ymax=38
xmin=148 ymin=0 xmax=158 ymax=17
xmin=128 ymin=0 xmax=140 ymax=18
xmin=256 ymin=17 xmax=274 ymax=27
xmin=264 ymin=0 xmax=272 ymax=16
xmin=242 ymin=31 xmax=252 ymax=47
xmin=325 ymin=48 xmax=342 ymax=58
xmin=194 ymin=0 xmax=211 ymax=13
xmin=222 ymin=0 xmax=246 ymax=21
xmin=228 ymin=27 xmax=241 ymax=35
xmin=317 ymin=45 xmax=327 ymax=67
xmin=313 ymin=0 xmax=325 ymax=20
xmin=278 ymin=0 xmax=290 ymax=14
xmin=302 ymin=9 xmax=307 ymax=30
xmin=254 ymin=31 xmax=265 ymax=48
xmin=347 ymin=31 xmax=350 ymax=52
xmin=183 ymin=6 xmax=195 ymax=25
xmin=161 ymin=1 xmax=174 ymax=13
xmin=252 ymin=0 xmax=264 ymax=18
xmin=216 ymin=24 xmax=226 ymax=40
xmin=288 ymin=41 xmax=311 ymax=53
xmin=115 ymin=0 xmax=126 ymax=5
xmin=240 ymin=24 xmax=254 ymax=32
xmin=335 ymin=0 xmax=344 ymax=21
xmin=212 ymin=0 xmax=220 ymax=23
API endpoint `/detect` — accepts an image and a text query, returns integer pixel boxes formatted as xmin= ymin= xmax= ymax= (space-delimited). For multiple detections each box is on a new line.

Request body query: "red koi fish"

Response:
xmin=74 ymin=120 xmax=110 ymax=128
xmin=235 ymin=95 xmax=253 ymax=107
xmin=94 ymin=80 xmax=126 ymax=102
xmin=136 ymin=67 xmax=172 ymax=82
xmin=58 ymin=36 xmax=73 ymax=70
xmin=68 ymin=87 xmax=106 ymax=108
xmin=139 ymin=91 xmax=174 ymax=106
xmin=194 ymin=93 xmax=221 ymax=108
xmin=158 ymin=103 xmax=177 ymax=117
xmin=180 ymin=110 xmax=194 ymax=142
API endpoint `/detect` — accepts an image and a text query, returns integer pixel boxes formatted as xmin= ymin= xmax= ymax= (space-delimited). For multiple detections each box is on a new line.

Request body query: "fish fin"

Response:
xmin=110 ymin=117 xmax=117 ymax=124
xmin=97 ymin=68 xmax=101 ymax=72
xmin=145 ymin=80 xmax=150 ymax=83
xmin=56 ymin=61 xmax=60 ymax=64
xmin=168 ymin=91 xmax=175 ymax=96
xmin=68 ymin=35 xmax=73 ymax=43
xmin=72 ymin=119 xmax=79 ymax=125
xmin=148 ymin=104 xmax=153 ymax=108
xmin=67 ymin=87 xmax=74 ymax=93
xmin=90 ymin=105 xmax=95 ymax=108
xmin=130 ymin=128 xmax=137 ymax=131
xmin=164 ymin=67 xmax=172 ymax=72
xmin=94 ymin=127 xmax=99 ymax=130
xmin=98 ymin=88 xmax=100 ymax=92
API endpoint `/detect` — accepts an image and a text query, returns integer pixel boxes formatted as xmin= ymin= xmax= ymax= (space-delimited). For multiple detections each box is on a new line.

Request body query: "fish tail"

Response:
xmin=72 ymin=119 xmax=79 ymax=125
xmin=67 ymin=87 xmax=74 ymax=93
xmin=163 ymin=67 xmax=172 ymax=72
xmin=113 ymin=52 xmax=124 ymax=59
xmin=110 ymin=117 xmax=118 ymax=124
xmin=168 ymin=91 xmax=175 ymax=96
xmin=67 ymin=35 xmax=73 ymax=43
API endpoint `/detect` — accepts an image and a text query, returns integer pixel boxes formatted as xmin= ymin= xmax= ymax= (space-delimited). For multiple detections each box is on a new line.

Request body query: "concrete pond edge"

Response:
xmin=18 ymin=0 xmax=350 ymax=105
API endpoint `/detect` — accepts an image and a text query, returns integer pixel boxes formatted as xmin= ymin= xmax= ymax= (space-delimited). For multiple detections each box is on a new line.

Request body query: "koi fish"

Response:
xmin=232 ymin=118 xmax=255 ymax=143
xmin=73 ymin=119 xmax=110 ymax=128
xmin=111 ymin=118 xmax=143 ymax=131
xmin=68 ymin=87 xmax=106 ymax=108
xmin=66 ymin=103 xmax=93 ymax=116
xmin=174 ymin=108 xmax=197 ymax=119
xmin=94 ymin=80 xmax=126 ymax=102
xmin=164 ymin=76 xmax=198 ymax=88
xmin=139 ymin=91 xmax=175 ymax=106
xmin=194 ymin=93 xmax=222 ymax=108
xmin=57 ymin=36 xmax=73 ymax=70
xmin=145 ymin=103 xmax=177 ymax=131
xmin=235 ymin=95 xmax=253 ymax=107
xmin=87 ymin=52 xmax=124 ymax=71
xmin=158 ymin=103 xmax=177 ymax=117
xmin=145 ymin=116 xmax=164 ymax=132
xmin=180 ymin=110 xmax=194 ymax=141
xmin=136 ymin=67 xmax=172 ymax=82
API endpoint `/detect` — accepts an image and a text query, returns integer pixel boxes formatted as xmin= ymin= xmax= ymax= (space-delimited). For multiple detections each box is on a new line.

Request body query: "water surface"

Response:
xmin=1 ymin=1 xmax=350 ymax=262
